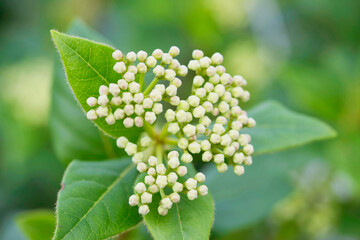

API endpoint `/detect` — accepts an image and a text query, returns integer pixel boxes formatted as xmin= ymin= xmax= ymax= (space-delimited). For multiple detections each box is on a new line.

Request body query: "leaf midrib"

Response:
xmin=57 ymin=163 xmax=134 ymax=240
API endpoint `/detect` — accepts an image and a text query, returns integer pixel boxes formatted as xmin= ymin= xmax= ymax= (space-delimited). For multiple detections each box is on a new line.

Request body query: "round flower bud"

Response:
xmin=152 ymin=103 xmax=163 ymax=114
xmin=168 ymin=122 xmax=180 ymax=134
xmin=206 ymin=66 xmax=216 ymax=77
xmin=146 ymin=56 xmax=157 ymax=68
xmin=111 ymin=96 xmax=122 ymax=106
xmin=170 ymin=96 xmax=180 ymax=106
xmin=244 ymin=156 xmax=253 ymax=165
xmin=217 ymin=163 xmax=228 ymax=173
xmin=231 ymin=121 xmax=243 ymax=131
xmin=128 ymin=82 xmax=139 ymax=94
xmin=231 ymin=106 xmax=242 ymax=116
xmin=188 ymin=141 xmax=201 ymax=154
xmin=137 ymin=62 xmax=147 ymax=73
xmin=145 ymin=175 xmax=156 ymax=185
xmin=172 ymin=78 xmax=182 ymax=88
xmin=202 ymin=101 xmax=213 ymax=112
xmin=193 ymin=106 xmax=206 ymax=118
xmin=202 ymin=151 xmax=212 ymax=162
xmin=207 ymin=92 xmax=219 ymax=103
xmin=117 ymin=79 xmax=128 ymax=90
xmin=132 ymin=152 xmax=143 ymax=164
xmin=195 ymin=88 xmax=207 ymax=98
xmin=232 ymin=141 xmax=240 ymax=150
xmin=140 ymin=136 xmax=151 ymax=147
xmin=137 ymin=50 xmax=148 ymax=62
xmin=168 ymin=157 xmax=180 ymax=169
xmin=183 ymin=124 xmax=196 ymax=137
xmin=187 ymin=95 xmax=200 ymax=107
xmin=143 ymin=98 xmax=153 ymax=109
xmin=228 ymin=130 xmax=240 ymax=140
xmin=247 ymin=117 xmax=256 ymax=127
xmin=150 ymin=89 xmax=162 ymax=102
xmin=129 ymin=194 xmax=139 ymax=206
xmin=148 ymin=184 xmax=159 ymax=194
xmin=170 ymin=192 xmax=180 ymax=203
xmin=193 ymin=76 xmax=204 ymax=87
xmin=128 ymin=65 xmax=138 ymax=74
xmin=113 ymin=62 xmax=126 ymax=73
xmin=135 ymin=182 xmax=146 ymax=193
xmin=178 ymin=138 xmax=188 ymax=149
xmin=243 ymin=144 xmax=254 ymax=155
xmin=156 ymin=175 xmax=168 ymax=188
xmin=222 ymin=91 xmax=232 ymax=103
xmin=135 ymin=105 xmax=144 ymax=116
xmin=214 ymin=154 xmax=225 ymax=164
xmin=124 ymin=72 xmax=135 ymax=82
xmin=166 ymin=84 xmax=177 ymax=97
xmin=87 ymin=97 xmax=97 ymax=107
xmin=181 ymin=152 xmax=193 ymax=163
xmin=141 ymin=192 xmax=152 ymax=204
xmin=177 ymin=100 xmax=190 ymax=111
xmin=172 ymin=182 xmax=183 ymax=192
xmin=241 ymin=91 xmax=250 ymax=102
xmin=234 ymin=165 xmax=245 ymax=176
xmin=169 ymin=46 xmax=180 ymax=57
xmin=224 ymin=146 xmax=236 ymax=156
xmin=200 ymin=116 xmax=211 ymax=127
xmin=220 ymin=134 xmax=232 ymax=146
xmin=187 ymin=189 xmax=198 ymax=200
xmin=230 ymin=98 xmax=239 ymax=107
xmin=169 ymin=59 xmax=180 ymax=70
xmin=195 ymin=172 xmax=206 ymax=183
xmin=112 ymin=50 xmax=123 ymax=60
xmin=153 ymin=65 xmax=165 ymax=77
xmin=186 ymin=112 xmax=193 ymax=123
xmin=162 ymin=53 xmax=173 ymax=65
xmin=123 ymin=117 xmax=134 ymax=128
xmin=158 ymin=206 xmax=168 ymax=216
xmin=125 ymin=142 xmax=137 ymax=155
xmin=132 ymin=93 xmax=143 ymax=104
xmin=105 ymin=114 xmax=116 ymax=125
xmin=204 ymin=82 xmax=214 ymax=92
xmin=177 ymin=65 xmax=188 ymax=77
xmin=145 ymin=112 xmax=156 ymax=124
xmin=214 ymin=84 xmax=226 ymax=96
xmin=161 ymin=197 xmax=173 ymax=209
xmin=124 ymin=105 xmax=134 ymax=116
xmin=233 ymin=152 xmax=245 ymax=164
xmin=86 ymin=110 xmax=98 ymax=120
xmin=165 ymin=109 xmax=176 ymax=122
xmin=231 ymin=87 xmax=244 ymax=99
xmin=198 ymin=185 xmax=208 ymax=196
xmin=164 ymin=69 xmax=176 ymax=81
xmin=148 ymin=156 xmax=158 ymax=166
xmin=98 ymin=95 xmax=109 ymax=106
xmin=125 ymin=52 xmax=136 ymax=62
xmin=188 ymin=60 xmax=200 ymax=70
xmin=156 ymin=164 xmax=166 ymax=175
xmin=138 ymin=205 xmax=149 ymax=215
xmin=152 ymin=49 xmax=163 ymax=60
xmin=192 ymin=49 xmax=204 ymax=60
xmin=209 ymin=74 xmax=220 ymax=84
xmin=211 ymin=52 xmax=223 ymax=65
xmin=210 ymin=134 xmax=221 ymax=144
xmin=233 ymin=75 xmax=247 ymax=86
xmin=168 ymin=151 xmax=179 ymax=158
xmin=199 ymin=57 xmax=211 ymax=68
xmin=237 ymin=114 xmax=248 ymax=124
xmin=177 ymin=166 xmax=188 ymax=176
xmin=196 ymin=124 xmax=206 ymax=134
xmin=216 ymin=65 xmax=226 ymax=75
xmin=96 ymin=106 xmax=108 ymax=117
xmin=185 ymin=178 xmax=197 ymax=190
xmin=167 ymin=172 xmax=178 ymax=184
xmin=147 ymin=167 xmax=156 ymax=176
xmin=116 ymin=136 xmax=128 ymax=148
xmin=213 ymin=123 xmax=225 ymax=134
xmin=136 ymin=163 xmax=147 ymax=173
xmin=176 ymin=110 xmax=187 ymax=123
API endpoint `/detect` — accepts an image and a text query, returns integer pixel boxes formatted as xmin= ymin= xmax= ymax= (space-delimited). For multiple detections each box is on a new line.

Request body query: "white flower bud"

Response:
xmin=195 ymin=88 xmax=207 ymax=98
xmin=96 ymin=106 xmax=108 ymax=117
xmin=124 ymin=72 xmax=135 ymax=82
xmin=161 ymin=197 xmax=173 ymax=209
xmin=178 ymin=100 xmax=190 ymax=110
xmin=244 ymin=156 xmax=252 ymax=165
xmin=166 ymin=84 xmax=177 ymax=96
xmin=177 ymin=65 xmax=188 ymax=76
xmin=134 ymin=117 xmax=143 ymax=127
xmin=234 ymin=165 xmax=245 ymax=176
xmin=156 ymin=164 xmax=166 ymax=175
xmin=136 ymin=62 xmax=147 ymax=73
xmin=233 ymin=152 xmax=245 ymax=164
xmin=202 ymin=151 xmax=212 ymax=162
xmin=156 ymin=175 xmax=167 ymax=188
xmin=133 ymin=105 xmax=143 ymax=116
xmin=211 ymin=52 xmax=223 ymax=65
xmin=177 ymin=166 xmax=187 ymax=176
xmin=237 ymin=114 xmax=248 ymax=124
xmin=172 ymin=78 xmax=182 ymax=88
xmin=188 ymin=141 xmax=201 ymax=154
xmin=145 ymin=175 xmax=156 ymax=185
xmin=113 ymin=62 xmax=126 ymax=73
xmin=232 ymin=141 xmax=240 ymax=150
xmin=209 ymin=74 xmax=220 ymax=84
xmin=168 ymin=151 xmax=179 ymax=158
xmin=212 ymin=124 xmax=224 ymax=135
xmin=214 ymin=154 xmax=224 ymax=164
xmin=231 ymin=121 xmax=243 ymax=131
xmin=170 ymin=192 xmax=180 ymax=203
xmin=198 ymin=185 xmax=208 ymax=196
xmin=131 ymin=94 xmax=143 ymax=105
xmin=123 ymin=117 xmax=134 ymax=128
xmin=141 ymin=192 xmax=152 ymax=204
xmin=87 ymin=97 xmax=97 ymax=107
xmin=220 ymin=73 xmax=232 ymax=85
xmin=183 ymin=124 xmax=196 ymax=137
xmin=128 ymin=65 xmax=138 ymax=74
xmin=187 ymin=189 xmax=198 ymax=200
xmin=196 ymin=124 xmax=206 ymax=134
xmin=168 ymin=122 xmax=180 ymax=134
xmin=111 ymin=96 xmax=122 ymax=106
xmin=200 ymin=116 xmax=211 ymax=127
xmin=117 ymin=79 xmax=128 ymax=90
xmin=127 ymin=82 xmax=139 ymax=94
xmin=187 ymin=95 xmax=200 ymax=107
xmin=193 ymin=76 xmax=204 ymax=87
xmin=152 ymin=103 xmax=163 ymax=114
xmin=147 ymin=167 xmax=156 ymax=176
xmin=195 ymin=172 xmax=206 ymax=183
xmin=243 ymin=144 xmax=254 ymax=155
xmin=148 ymin=184 xmax=159 ymax=193
xmin=112 ymin=50 xmax=123 ymax=60
xmin=199 ymin=57 xmax=211 ymax=68
xmin=176 ymin=110 xmax=187 ymax=123
xmin=206 ymin=66 xmax=216 ymax=77
xmin=136 ymin=50 xmax=147 ymax=62
xmin=192 ymin=49 xmax=204 ymax=60
xmin=247 ymin=117 xmax=256 ymax=127
xmin=125 ymin=142 xmax=137 ymax=155
xmin=169 ymin=59 xmax=180 ymax=70
xmin=152 ymin=49 xmax=163 ymax=60
xmin=146 ymin=56 xmax=157 ymax=68
xmin=149 ymin=89 xmax=162 ymax=102
xmin=204 ymin=82 xmax=214 ymax=92
xmin=164 ymin=69 xmax=176 ymax=81
xmin=105 ymin=114 xmax=116 ymax=125
xmin=185 ymin=178 xmax=197 ymax=190
xmin=86 ymin=110 xmax=98 ymax=120
xmin=233 ymin=75 xmax=247 ymax=86
xmin=178 ymin=138 xmax=188 ymax=149
xmin=162 ymin=53 xmax=173 ymax=65
xmin=138 ymin=205 xmax=149 ymax=215
xmin=145 ymin=112 xmax=156 ymax=124
xmin=217 ymin=163 xmax=228 ymax=173
xmin=230 ymin=98 xmax=239 ymax=107
xmin=216 ymin=65 xmax=226 ymax=75
xmin=219 ymin=101 xmax=230 ymax=114
xmin=193 ymin=106 xmax=205 ymax=118
xmin=238 ymin=134 xmax=251 ymax=146
xmin=129 ymin=194 xmax=139 ymax=206
xmin=200 ymin=140 xmax=211 ymax=151
xmin=224 ymin=146 xmax=235 ymax=156
xmin=132 ymin=152 xmax=143 ymax=164
xmin=116 ymin=136 xmax=128 ymax=148
xmin=124 ymin=105 xmax=134 ymax=116
xmin=153 ymin=65 xmax=165 ymax=77
xmin=126 ymin=51 xmax=136 ymax=62
xmin=222 ymin=91 xmax=232 ymax=103
xmin=172 ymin=182 xmax=183 ymax=192
xmin=214 ymin=84 xmax=226 ymax=97
xmin=169 ymin=46 xmax=180 ymax=57
xmin=188 ymin=60 xmax=200 ymax=70
xmin=143 ymin=98 xmax=153 ymax=109
xmin=168 ymin=157 xmax=180 ymax=169
xmin=136 ymin=163 xmax=147 ymax=172
xmin=228 ymin=130 xmax=240 ymax=140
xmin=207 ymin=92 xmax=219 ymax=103
xmin=230 ymin=106 xmax=241 ymax=116
xmin=135 ymin=182 xmax=146 ymax=193
xmin=181 ymin=152 xmax=193 ymax=163
xmin=241 ymin=91 xmax=250 ymax=102
xmin=158 ymin=206 xmax=168 ymax=216
xmin=98 ymin=95 xmax=109 ymax=106
xmin=231 ymin=87 xmax=244 ymax=98
xmin=165 ymin=109 xmax=176 ymax=122
xmin=165 ymin=172 xmax=177 ymax=184
xmin=170 ymin=96 xmax=180 ymax=106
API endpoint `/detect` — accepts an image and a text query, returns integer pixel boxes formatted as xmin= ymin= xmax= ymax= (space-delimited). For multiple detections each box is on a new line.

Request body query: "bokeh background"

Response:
xmin=0 ymin=0 xmax=359 ymax=239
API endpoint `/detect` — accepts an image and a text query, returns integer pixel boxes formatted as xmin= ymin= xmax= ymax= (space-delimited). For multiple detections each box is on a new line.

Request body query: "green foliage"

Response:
xmin=243 ymin=101 xmax=336 ymax=155
xmin=50 ymin=30 xmax=142 ymax=140
xmin=15 ymin=210 xmax=55 ymax=240
xmin=53 ymin=159 xmax=141 ymax=240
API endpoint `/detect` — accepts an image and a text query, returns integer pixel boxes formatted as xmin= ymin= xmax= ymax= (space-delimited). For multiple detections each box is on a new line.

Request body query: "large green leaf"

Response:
xmin=50 ymin=20 xmax=119 ymax=165
xmin=50 ymin=29 xmax=142 ymax=140
xmin=205 ymin=148 xmax=314 ymax=235
xmin=243 ymin=101 xmax=336 ymax=155
xmin=144 ymin=164 xmax=214 ymax=240
xmin=53 ymin=159 xmax=141 ymax=240
xmin=15 ymin=210 xmax=55 ymax=240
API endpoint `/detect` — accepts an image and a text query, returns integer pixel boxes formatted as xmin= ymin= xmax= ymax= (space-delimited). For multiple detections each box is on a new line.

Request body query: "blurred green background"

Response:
xmin=0 ymin=0 xmax=359 ymax=239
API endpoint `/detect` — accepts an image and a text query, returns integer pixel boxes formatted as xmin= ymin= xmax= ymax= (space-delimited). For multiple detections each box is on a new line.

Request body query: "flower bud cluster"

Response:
xmin=117 ymin=136 xmax=208 ymax=216
xmin=86 ymin=47 xmax=188 ymax=128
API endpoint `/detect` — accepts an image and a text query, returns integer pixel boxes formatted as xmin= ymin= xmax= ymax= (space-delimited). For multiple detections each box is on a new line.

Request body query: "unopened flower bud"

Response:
xmin=129 ymin=194 xmax=139 ymax=206
xmin=125 ymin=142 xmax=137 ymax=155
xmin=113 ymin=62 xmax=126 ymax=73
xmin=177 ymin=166 xmax=187 ymax=176
xmin=187 ymin=189 xmax=198 ymax=200
xmin=198 ymin=185 xmax=208 ymax=196
xmin=135 ymin=182 xmax=146 ymax=193
xmin=138 ymin=205 xmax=149 ymax=215
xmin=87 ymin=97 xmax=97 ymax=107
xmin=234 ymin=165 xmax=245 ymax=176
xmin=87 ymin=110 xmax=97 ymax=120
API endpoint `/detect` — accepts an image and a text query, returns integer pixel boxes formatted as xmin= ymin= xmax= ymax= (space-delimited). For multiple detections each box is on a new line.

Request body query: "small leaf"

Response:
xmin=144 ymin=164 xmax=214 ymax=240
xmin=15 ymin=210 xmax=55 ymax=240
xmin=50 ymin=20 xmax=121 ymax=164
xmin=53 ymin=159 xmax=141 ymax=240
xmin=50 ymin=29 xmax=142 ymax=140
xmin=243 ymin=100 xmax=337 ymax=155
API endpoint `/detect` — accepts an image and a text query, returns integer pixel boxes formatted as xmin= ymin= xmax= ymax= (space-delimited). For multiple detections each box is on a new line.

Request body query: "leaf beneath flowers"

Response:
xmin=53 ymin=158 xmax=141 ymax=240
xmin=243 ymin=100 xmax=336 ymax=155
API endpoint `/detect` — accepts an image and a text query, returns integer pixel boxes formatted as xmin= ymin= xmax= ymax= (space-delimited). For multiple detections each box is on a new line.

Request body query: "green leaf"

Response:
xmin=243 ymin=100 xmax=337 ymax=155
xmin=53 ymin=159 xmax=141 ymax=240
xmin=50 ymin=29 xmax=142 ymax=140
xmin=144 ymin=164 xmax=214 ymax=240
xmin=50 ymin=20 xmax=119 ymax=165
xmin=205 ymin=148 xmax=314 ymax=235
xmin=15 ymin=210 xmax=55 ymax=240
